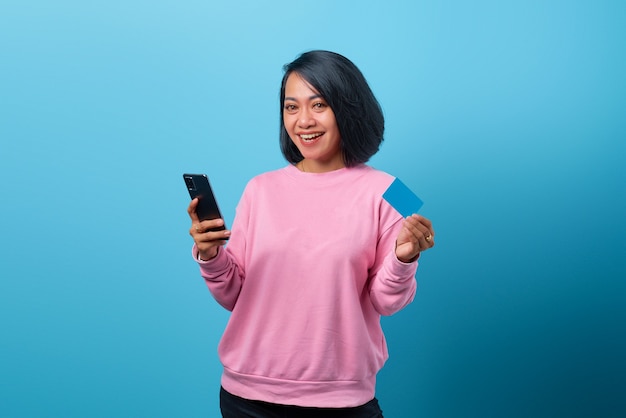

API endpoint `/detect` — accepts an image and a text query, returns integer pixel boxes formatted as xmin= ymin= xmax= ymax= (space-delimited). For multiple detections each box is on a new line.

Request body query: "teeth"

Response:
xmin=300 ymin=133 xmax=322 ymax=140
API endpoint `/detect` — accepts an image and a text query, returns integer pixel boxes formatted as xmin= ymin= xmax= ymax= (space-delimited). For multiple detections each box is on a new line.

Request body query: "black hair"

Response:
xmin=279 ymin=50 xmax=384 ymax=167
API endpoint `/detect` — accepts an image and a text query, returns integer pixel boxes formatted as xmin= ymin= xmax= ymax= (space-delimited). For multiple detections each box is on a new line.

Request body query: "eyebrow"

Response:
xmin=284 ymin=94 xmax=322 ymax=102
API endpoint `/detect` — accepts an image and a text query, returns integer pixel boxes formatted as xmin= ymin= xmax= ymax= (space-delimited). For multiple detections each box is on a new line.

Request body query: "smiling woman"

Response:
xmin=282 ymin=73 xmax=343 ymax=172
xmin=186 ymin=50 xmax=436 ymax=417
xmin=279 ymin=50 xmax=385 ymax=170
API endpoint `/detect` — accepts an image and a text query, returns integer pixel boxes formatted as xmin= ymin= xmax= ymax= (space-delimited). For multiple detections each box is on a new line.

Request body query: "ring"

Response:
xmin=195 ymin=226 xmax=200 ymax=232
xmin=425 ymin=235 xmax=432 ymax=242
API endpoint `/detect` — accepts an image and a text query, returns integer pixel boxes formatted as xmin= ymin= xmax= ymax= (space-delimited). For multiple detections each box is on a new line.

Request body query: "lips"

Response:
xmin=299 ymin=132 xmax=323 ymax=144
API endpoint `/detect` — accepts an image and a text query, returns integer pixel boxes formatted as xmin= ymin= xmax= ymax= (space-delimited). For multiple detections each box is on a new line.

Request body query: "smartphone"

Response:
xmin=183 ymin=173 xmax=227 ymax=235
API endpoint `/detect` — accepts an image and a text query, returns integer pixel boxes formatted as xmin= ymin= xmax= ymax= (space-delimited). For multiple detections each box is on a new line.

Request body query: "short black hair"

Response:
xmin=279 ymin=50 xmax=385 ymax=167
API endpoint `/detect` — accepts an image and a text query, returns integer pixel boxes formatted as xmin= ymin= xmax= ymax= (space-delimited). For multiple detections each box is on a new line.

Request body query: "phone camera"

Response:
xmin=184 ymin=177 xmax=196 ymax=191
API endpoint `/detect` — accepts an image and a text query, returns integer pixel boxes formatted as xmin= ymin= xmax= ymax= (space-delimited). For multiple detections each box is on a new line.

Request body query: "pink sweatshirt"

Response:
xmin=194 ymin=164 xmax=418 ymax=408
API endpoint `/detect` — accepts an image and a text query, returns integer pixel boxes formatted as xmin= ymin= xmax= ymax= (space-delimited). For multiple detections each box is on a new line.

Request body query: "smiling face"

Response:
xmin=282 ymin=72 xmax=344 ymax=173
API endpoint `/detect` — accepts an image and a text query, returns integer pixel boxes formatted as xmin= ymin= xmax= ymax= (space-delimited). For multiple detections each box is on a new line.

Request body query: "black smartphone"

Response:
xmin=183 ymin=173 xmax=227 ymax=235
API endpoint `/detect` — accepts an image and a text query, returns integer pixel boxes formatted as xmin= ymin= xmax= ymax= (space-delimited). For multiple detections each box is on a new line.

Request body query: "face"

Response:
xmin=283 ymin=73 xmax=343 ymax=172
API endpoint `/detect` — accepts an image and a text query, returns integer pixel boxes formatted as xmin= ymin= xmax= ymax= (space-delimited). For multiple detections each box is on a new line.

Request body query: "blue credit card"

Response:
xmin=383 ymin=178 xmax=424 ymax=217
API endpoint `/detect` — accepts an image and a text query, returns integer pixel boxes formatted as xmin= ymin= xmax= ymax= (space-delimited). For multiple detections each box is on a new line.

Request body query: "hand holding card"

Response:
xmin=383 ymin=178 xmax=434 ymax=261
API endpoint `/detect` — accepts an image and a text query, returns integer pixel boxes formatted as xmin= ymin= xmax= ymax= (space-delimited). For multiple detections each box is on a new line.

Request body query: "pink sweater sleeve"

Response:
xmin=193 ymin=245 xmax=244 ymax=311
xmin=369 ymin=251 xmax=418 ymax=316
xmin=191 ymin=184 xmax=251 ymax=311
xmin=367 ymin=210 xmax=418 ymax=316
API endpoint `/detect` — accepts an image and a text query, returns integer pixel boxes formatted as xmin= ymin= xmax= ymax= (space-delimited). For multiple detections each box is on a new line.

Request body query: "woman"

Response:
xmin=187 ymin=50 xmax=435 ymax=417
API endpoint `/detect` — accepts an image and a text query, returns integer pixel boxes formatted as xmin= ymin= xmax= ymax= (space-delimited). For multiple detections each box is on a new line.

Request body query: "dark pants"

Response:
xmin=220 ymin=387 xmax=384 ymax=418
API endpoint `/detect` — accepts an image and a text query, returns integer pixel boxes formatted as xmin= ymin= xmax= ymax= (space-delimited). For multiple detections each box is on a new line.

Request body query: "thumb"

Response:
xmin=187 ymin=198 xmax=200 ymax=222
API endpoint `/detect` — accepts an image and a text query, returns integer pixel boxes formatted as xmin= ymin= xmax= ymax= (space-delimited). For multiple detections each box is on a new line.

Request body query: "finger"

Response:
xmin=415 ymin=214 xmax=432 ymax=229
xmin=187 ymin=198 xmax=200 ymax=223
xmin=201 ymin=228 xmax=230 ymax=241
xmin=403 ymin=217 xmax=434 ymax=251
xmin=192 ymin=221 xmax=229 ymax=242
xmin=197 ymin=218 xmax=225 ymax=233
xmin=191 ymin=232 xmax=230 ymax=255
xmin=197 ymin=234 xmax=230 ymax=247
xmin=411 ymin=215 xmax=435 ymax=246
xmin=190 ymin=217 xmax=225 ymax=240
xmin=404 ymin=216 xmax=431 ymax=241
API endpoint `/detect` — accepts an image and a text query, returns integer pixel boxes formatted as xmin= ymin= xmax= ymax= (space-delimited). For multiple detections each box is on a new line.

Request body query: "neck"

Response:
xmin=298 ymin=158 xmax=346 ymax=173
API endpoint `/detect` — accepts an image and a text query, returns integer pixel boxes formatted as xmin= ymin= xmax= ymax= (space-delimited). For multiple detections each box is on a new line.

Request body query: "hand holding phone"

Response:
xmin=184 ymin=174 xmax=230 ymax=260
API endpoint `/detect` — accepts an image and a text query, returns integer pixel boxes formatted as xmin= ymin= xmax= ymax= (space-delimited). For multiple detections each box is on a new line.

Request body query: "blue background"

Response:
xmin=1 ymin=1 xmax=624 ymax=417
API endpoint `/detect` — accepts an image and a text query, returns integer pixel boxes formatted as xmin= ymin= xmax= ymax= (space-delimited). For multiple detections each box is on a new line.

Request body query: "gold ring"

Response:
xmin=425 ymin=235 xmax=432 ymax=242
xmin=195 ymin=226 xmax=200 ymax=232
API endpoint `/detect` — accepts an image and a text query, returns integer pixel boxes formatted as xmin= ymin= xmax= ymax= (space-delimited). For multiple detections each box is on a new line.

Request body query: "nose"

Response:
xmin=298 ymin=108 xmax=315 ymax=128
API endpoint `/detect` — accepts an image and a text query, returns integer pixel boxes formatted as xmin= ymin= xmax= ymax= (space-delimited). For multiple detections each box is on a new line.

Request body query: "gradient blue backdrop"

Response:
xmin=1 ymin=1 xmax=624 ymax=417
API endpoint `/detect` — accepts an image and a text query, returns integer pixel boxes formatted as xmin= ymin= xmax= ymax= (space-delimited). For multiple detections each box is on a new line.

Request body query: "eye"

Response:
xmin=284 ymin=103 xmax=298 ymax=113
xmin=312 ymin=102 xmax=327 ymax=110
